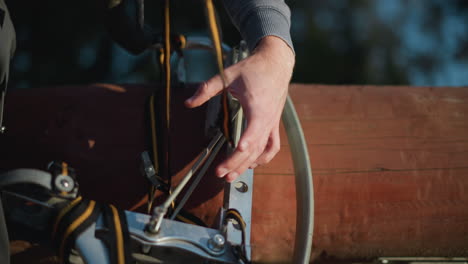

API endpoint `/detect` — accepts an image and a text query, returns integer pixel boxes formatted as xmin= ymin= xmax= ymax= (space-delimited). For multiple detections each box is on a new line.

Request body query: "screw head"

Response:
xmin=208 ymin=234 xmax=225 ymax=252
xmin=54 ymin=175 xmax=75 ymax=192
xmin=0 ymin=126 xmax=5 ymax=133
xmin=61 ymin=179 xmax=70 ymax=188
xmin=234 ymin=181 xmax=248 ymax=193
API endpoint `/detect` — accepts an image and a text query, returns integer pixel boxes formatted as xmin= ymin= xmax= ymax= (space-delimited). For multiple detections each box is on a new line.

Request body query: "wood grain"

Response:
xmin=1 ymin=84 xmax=468 ymax=263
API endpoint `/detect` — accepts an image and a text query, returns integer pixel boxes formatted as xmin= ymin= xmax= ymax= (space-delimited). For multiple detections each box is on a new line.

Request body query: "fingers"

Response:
xmin=254 ymin=125 xmax=281 ymax=165
xmin=216 ymin=117 xmax=269 ymax=182
xmin=217 ymin=119 xmax=282 ymax=182
xmin=185 ymin=74 xmax=224 ymax=108
xmin=215 ymin=143 xmax=251 ymax=178
xmin=222 ymin=144 xmax=262 ymax=183
xmin=225 ymin=157 xmax=255 ymax=182
xmin=249 ymin=163 xmax=258 ymax=169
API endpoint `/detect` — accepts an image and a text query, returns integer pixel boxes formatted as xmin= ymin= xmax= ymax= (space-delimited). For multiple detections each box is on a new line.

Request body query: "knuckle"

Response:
xmin=200 ymin=82 xmax=210 ymax=94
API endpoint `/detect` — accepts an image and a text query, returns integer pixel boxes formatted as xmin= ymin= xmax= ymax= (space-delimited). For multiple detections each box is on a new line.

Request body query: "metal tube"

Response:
xmin=147 ymin=132 xmax=224 ymax=233
xmin=170 ymin=136 xmax=226 ymax=220
xmin=282 ymin=95 xmax=314 ymax=264
xmin=1 ymin=190 xmax=54 ymax=209
xmin=162 ymin=131 xmax=223 ymax=210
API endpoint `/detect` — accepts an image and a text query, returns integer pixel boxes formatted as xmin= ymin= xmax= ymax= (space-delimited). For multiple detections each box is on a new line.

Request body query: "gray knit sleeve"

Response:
xmin=222 ymin=0 xmax=294 ymax=53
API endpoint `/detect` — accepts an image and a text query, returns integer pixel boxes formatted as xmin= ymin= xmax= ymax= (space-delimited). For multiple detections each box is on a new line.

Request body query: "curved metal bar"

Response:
xmin=282 ymin=95 xmax=314 ymax=264
xmin=0 ymin=169 xmax=52 ymax=190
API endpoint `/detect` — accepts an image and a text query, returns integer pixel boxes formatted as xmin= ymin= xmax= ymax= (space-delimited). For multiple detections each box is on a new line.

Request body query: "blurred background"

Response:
xmin=5 ymin=0 xmax=468 ymax=89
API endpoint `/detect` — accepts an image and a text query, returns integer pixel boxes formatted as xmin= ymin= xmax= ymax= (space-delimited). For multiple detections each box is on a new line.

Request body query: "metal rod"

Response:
xmin=162 ymin=131 xmax=223 ymax=209
xmin=1 ymin=190 xmax=54 ymax=208
xmin=147 ymin=131 xmax=224 ymax=233
xmin=0 ymin=90 xmax=6 ymax=133
xmin=170 ymin=136 xmax=226 ymax=220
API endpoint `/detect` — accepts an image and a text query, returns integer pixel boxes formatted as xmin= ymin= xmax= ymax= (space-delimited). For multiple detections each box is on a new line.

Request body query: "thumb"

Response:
xmin=185 ymin=75 xmax=224 ymax=108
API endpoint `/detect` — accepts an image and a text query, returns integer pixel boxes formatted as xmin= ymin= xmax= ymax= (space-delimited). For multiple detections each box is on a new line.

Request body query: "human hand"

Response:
xmin=185 ymin=36 xmax=295 ymax=182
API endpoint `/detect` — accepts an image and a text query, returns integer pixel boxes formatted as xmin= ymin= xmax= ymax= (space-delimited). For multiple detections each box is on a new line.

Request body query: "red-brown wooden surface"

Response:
xmin=1 ymin=84 xmax=468 ymax=263
xmin=255 ymin=84 xmax=468 ymax=262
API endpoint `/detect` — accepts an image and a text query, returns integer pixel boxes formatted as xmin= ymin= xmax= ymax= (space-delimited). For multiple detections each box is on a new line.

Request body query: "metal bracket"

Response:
xmin=85 ymin=210 xmax=242 ymax=264
xmin=223 ymin=169 xmax=253 ymax=260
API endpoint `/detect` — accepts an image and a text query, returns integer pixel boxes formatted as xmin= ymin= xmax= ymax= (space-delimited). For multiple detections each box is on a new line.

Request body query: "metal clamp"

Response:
xmin=86 ymin=210 xmax=241 ymax=263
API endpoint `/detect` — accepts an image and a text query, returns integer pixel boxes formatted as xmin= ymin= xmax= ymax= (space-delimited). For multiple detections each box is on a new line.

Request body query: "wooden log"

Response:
xmin=1 ymin=84 xmax=468 ymax=263
xmin=254 ymin=84 xmax=468 ymax=262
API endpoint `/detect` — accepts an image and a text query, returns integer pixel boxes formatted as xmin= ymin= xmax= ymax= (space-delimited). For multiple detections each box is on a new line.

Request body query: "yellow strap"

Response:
xmin=179 ymin=35 xmax=187 ymax=49
xmin=205 ymin=0 xmax=232 ymax=145
xmin=110 ymin=204 xmax=125 ymax=264
xmin=164 ymin=0 xmax=171 ymax=130
xmin=163 ymin=0 xmax=174 ymax=199
xmin=205 ymin=0 xmax=227 ymax=85
xmin=52 ymin=196 xmax=83 ymax=238
xmin=61 ymin=162 xmax=68 ymax=176
xmin=159 ymin=48 xmax=165 ymax=65
xmin=227 ymin=209 xmax=246 ymax=229
xmin=59 ymin=200 xmax=96 ymax=262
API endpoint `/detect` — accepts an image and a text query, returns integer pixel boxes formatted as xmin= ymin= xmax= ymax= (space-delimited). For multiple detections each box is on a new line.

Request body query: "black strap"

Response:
xmin=95 ymin=204 xmax=133 ymax=264
xmin=52 ymin=199 xmax=101 ymax=264
xmin=53 ymin=199 xmax=133 ymax=264
xmin=225 ymin=209 xmax=251 ymax=264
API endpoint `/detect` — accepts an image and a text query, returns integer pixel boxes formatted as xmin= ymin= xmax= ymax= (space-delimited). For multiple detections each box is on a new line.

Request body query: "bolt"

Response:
xmin=55 ymin=175 xmax=74 ymax=192
xmin=61 ymin=179 xmax=70 ymax=188
xmin=0 ymin=126 xmax=5 ymax=133
xmin=208 ymin=234 xmax=225 ymax=252
xmin=147 ymin=206 xmax=166 ymax=234
xmin=234 ymin=181 xmax=248 ymax=193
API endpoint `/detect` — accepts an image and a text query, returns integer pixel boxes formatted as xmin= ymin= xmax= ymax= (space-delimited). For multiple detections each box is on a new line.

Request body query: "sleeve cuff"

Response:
xmin=240 ymin=7 xmax=294 ymax=54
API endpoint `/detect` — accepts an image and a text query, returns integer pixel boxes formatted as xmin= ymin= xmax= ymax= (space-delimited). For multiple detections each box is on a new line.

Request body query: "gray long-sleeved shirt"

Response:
xmin=223 ymin=0 xmax=293 ymax=52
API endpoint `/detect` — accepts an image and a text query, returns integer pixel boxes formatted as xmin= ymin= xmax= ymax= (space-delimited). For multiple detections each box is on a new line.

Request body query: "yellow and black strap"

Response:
xmin=51 ymin=196 xmax=83 ymax=238
xmin=225 ymin=209 xmax=251 ymax=264
xmin=53 ymin=199 xmax=132 ymax=264
xmin=225 ymin=209 xmax=246 ymax=230
xmin=95 ymin=204 xmax=133 ymax=264
xmin=52 ymin=198 xmax=101 ymax=264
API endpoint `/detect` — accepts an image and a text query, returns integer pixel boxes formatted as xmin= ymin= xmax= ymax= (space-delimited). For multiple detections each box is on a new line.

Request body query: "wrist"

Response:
xmin=254 ymin=36 xmax=295 ymax=76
